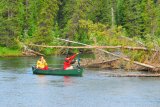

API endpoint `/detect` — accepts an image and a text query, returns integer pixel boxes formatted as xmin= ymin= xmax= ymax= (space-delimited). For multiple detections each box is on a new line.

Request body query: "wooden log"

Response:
xmin=98 ymin=49 xmax=155 ymax=69
xmin=40 ymin=38 xmax=156 ymax=70
xmin=100 ymin=72 xmax=160 ymax=77
xmin=55 ymin=38 xmax=157 ymax=70
xmin=21 ymin=43 xmax=44 ymax=56
xmin=119 ymin=36 xmax=145 ymax=47
xmin=82 ymin=58 xmax=120 ymax=68
xmin=28 ymin=44 xmax=157 ymax=51
xmin=28 ymin=49 xmax=44 ymax=56
xmin=22 ymin=49 xmax=44 ymax=56
xmin=82 ymin=59 xmax=152 ymax=71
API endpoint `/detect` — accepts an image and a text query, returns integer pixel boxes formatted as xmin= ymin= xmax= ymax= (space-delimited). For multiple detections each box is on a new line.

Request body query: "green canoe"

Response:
xmin=32 ymin=66 xmax=83 ymax=76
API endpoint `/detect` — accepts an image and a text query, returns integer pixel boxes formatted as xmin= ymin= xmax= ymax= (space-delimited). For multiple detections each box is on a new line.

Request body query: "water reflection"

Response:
xmin=0 ymin=56 xmax=160 ymax=107
xmin=34 ymin=75 xmax=73 ymax=88
xmin=36 ymin=75 xmax=47 ymax=85
xmin=0 ymin=56 xmax=64 ymax=73
xmin=2 ymin=76 xmax=17 ymax=81
xmin=64 ymin=76 xmax=72 ymax=86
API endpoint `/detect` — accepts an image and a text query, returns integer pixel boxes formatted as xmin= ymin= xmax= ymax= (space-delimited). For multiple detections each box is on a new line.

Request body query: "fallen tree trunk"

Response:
xmin=119 ymin=36 xmax=145 ymax=47
xmin=22 ymin=49 xmax=44 ymax=56
xmin=27 ymin=38 xmax=157 ymax=70
xmin=100 ymin=72 xmax=160 ymax=77
xmin=22 ymin=43 xmax=44 ymax=56
xmin=28 ymin=44 xmax=157 ymax=51
xmin=55 ymin=38 xmax=157 ymax=70
xmin=81 ymin=58 xmax=121 ymax=69
xmin=96 ymin=48 xmax=155 ymax=69
xmin=28 ymin=49 xmax=44 ymax=56
xmin=82 ymin=58 xmax=154 ymax=71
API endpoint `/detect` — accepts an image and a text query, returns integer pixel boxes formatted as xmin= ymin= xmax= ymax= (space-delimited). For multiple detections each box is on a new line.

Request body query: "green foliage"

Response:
xmin=87 ymin=0 xmax=115 ymax=25
xmin=59 ymin=0 xmax=91 ymax=43
xmin=141 ymin=0 xmax=159 ymax=36
xmin=121 ymin=0 xmax=144 ymax=37
xmin=0 ymin=0 xmax=22 ymax=48
xmin=79 ymin=19 xmax=138 ymax=46
xmin=1 ymin=0 xmax=160 ymax=57
xmin=41 ymin=48 xmax=56 ymax=55
xmin=0 ymin=46 xmax=22 ymax=56
xmin=32 ymin=0 xmax=59 ymax=44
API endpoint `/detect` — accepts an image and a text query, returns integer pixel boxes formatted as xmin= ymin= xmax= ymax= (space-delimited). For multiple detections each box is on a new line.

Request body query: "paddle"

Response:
xmin=77 ymin=51 xmax=81 ymax=69
xmin=66 ymin=38 xmax=70 ymax=58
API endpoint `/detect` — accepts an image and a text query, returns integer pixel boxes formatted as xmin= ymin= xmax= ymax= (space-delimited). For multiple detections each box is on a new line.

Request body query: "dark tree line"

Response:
xmin=0 ymin=0 xmax=160 ymax=48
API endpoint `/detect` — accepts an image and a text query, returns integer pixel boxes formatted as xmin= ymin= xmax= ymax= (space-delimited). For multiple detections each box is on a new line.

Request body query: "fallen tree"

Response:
xmin=100 ymin=72 xmax=160 ymax=77
xmin=28 ymin=44 xmax=157 ymax=51
xmin=55 ymin=38 xmax=157 ymax=70
xmin=27 ymin=38 xmax=159 ymax=71
xmin=22 ymin=43 xmax=44 ymax=56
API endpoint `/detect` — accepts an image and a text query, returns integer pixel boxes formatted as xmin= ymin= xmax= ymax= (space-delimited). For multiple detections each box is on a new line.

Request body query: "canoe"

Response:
xmin=32 ymin=66 xmax=83 ymax=76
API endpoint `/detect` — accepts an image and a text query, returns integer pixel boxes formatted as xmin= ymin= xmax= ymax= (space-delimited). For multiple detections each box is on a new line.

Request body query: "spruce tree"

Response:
xmin=62 ymin=0 xmax=90 ymax=40
xmin=33 ymin=0 xmax=59 ymax=44
xmin=20 ymin=0 xmax=38 ymax=39
xmin=122 ymin=0 xmax=144 ymax=37
xmin=0 ymin=0 xmax=22 ymax=48
xmin=142 ymin=0 xmax=159 ymax=36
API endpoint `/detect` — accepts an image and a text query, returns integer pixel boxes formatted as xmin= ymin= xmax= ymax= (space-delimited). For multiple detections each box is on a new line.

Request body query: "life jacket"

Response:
xmin=37 ymin=59 xmax=47 ymax=69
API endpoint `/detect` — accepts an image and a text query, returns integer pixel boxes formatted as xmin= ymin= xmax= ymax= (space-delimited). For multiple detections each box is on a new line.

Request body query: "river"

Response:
xmin=0 ymin=56 xmax=160 ymax=107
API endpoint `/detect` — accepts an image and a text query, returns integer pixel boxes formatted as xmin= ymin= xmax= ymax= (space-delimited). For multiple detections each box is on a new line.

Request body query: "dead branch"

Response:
xmin=28 ymin=44 xmax=158 ymax=51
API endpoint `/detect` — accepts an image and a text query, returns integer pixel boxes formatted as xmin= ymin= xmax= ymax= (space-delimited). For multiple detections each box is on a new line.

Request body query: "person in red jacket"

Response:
xmin=63 ymin=53 xmax=78 ymax=70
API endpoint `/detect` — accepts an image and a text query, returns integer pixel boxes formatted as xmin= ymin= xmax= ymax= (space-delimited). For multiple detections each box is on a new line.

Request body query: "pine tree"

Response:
xmin=62 ymin=0 xmax=90 ymax=40
xmin=88 ymin=0 xmax=115 ymax=25
xmin=33 ymin=0 xmax=59 ymax=44
xmin=142 ymin=0 xmax=159 ymax=36
xmin=0 ymin=0 xmax=22 ymax=48
xmin=116 ymin=0 xmax=125 ymax=26
xmin=20 ymin=0 xmax=38 ymax=39
xmin=121 ymin=0 xmax=144 ymax=37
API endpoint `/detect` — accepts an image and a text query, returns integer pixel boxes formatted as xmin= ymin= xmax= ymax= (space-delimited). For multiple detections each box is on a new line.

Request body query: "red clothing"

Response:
xmin=63 ymin=54 xmax=77 ymax=70
xmin=41 ymin=66 xmax=48 ymax=70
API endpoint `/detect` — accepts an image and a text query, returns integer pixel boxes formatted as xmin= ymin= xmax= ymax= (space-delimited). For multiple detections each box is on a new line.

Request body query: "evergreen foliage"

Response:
xmin=0 ymin=0 xmax=22 ymax=48
xmin=0 ymin=0 xmax=160 ymax=49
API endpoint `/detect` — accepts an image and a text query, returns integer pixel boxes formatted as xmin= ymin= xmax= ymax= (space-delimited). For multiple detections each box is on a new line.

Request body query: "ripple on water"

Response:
xmin=0 ymin=56 xmax=160 ymax=107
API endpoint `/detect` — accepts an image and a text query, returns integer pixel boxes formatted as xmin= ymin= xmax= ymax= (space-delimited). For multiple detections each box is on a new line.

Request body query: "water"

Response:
xmin=0 ymin=56 xmax=160 ymax=107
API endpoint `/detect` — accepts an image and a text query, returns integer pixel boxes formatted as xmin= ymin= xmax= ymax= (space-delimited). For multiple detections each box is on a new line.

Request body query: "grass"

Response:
xmin=0 ymin=46 xmax=22 ymax=57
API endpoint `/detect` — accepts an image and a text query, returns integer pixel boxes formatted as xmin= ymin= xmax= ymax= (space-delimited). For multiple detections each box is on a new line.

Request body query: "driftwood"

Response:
xmin=22 ymin=49 xmax=44 ymax=56
xmin=27 ymin=39 xmax=158 ymax=71
xmin=22 ymin=43 xmax=44 ymax=56
xmin=28 ymin=44 xmax=158 ymax=51
xmin=81 ymin=58 xmax=154 ymax=71
xmin=55 ymin=38 xmax=157 ymax=70
xmin=82 ymin=58 xmax=121 ymax=69
xmin=95 ymin=48 xmax=155 ymax=69
xmin=119 ymin=36 xmax=145 ymax=47
xmin=100 ymin=72 xmax=160 ymax=77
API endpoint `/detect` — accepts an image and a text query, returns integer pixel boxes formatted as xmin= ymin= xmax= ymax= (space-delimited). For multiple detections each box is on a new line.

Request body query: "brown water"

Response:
xmin=0 ymin=56 xmax=160 ymax=107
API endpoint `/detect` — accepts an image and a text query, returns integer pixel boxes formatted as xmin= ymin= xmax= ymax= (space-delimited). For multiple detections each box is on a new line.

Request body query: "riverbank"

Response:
xmin=0 ymin=46 xmax=23 ymax=57
xmin=0 ymin=46 xmax=57 ymax=57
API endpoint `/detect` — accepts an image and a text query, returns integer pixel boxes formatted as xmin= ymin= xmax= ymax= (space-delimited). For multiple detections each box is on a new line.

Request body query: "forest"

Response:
xmin=0 ymin=0 xmax=160 ymax=63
